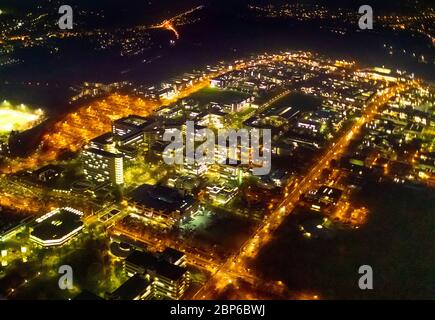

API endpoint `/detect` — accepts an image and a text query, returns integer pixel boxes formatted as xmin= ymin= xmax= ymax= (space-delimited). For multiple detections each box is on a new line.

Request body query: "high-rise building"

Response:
xmin=82 ymin=148 xmax=124 ymax=186
xmin=81 ymin=132 xmax=126 ymax=186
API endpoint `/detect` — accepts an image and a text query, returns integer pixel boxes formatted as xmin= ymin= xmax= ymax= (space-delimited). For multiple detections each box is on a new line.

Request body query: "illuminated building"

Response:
xmin=305 ymin=186 xmax=343 ymax=210
xmin=148 ymin=122 xmax=185 ymax=158
xmin=33 ymin=165 xmax=64 ymax=183
xmin=81 ymin=132 xmax=125 ymax=186
xmin=112 ymin=116 xmax=151 ymax=156
xmin=29 ymin=207 xmax=84 ymax=247
xmin=182 ymin=159 xmax=209 ymax=177
xmin=297 ymin=119 xmax=322 ymax=133
xmin=82 ymin=148 xmax=124 ymax=186
xmin=209 ymin=162 xmax=245 ymax=184
xmin=244 ymin=101 xmax=299 ymax=130
xmin=0 ymin=216 xmax=31 ymax=242
xmin=0 ymin=139 xmax=9 ymax=155
xmin=198 ymin=109 xmax=226 ymax=129
xmin=162 ymin=76 xmax=194 ymax=93
xmin=417 ymin=153 xmax=435 ymax=174
xmin=110 ymin=274 xmax=153 ymax=300
xmin=355 ymin=68 xmax=398 ymax=82
xmin=128 ymin=184 xmax=198 ymax=226
xmin=112 ymin=115 xmax=152 ymax=137
xmin=162 ymin=247 xmax=187 ymax=267
xmin=222 ymin=95 xmax=253 ymax=113
xmin=166 ymin=175 xmax=200 ymax=195
xmin=259 ymin=169 xmax=292 ymax=188
xmin=158 ymin=87 xmax=176 ymax=100
xmin=89 ymin=132 xmax=117 ymax=153
xmin=206 ymin=184 xmax=239 ymax=205
xmin=90 ymin=123 xmax=147 ymax=160
xmin=124 ymin=249 xmax=190 ymax=300
xmin=117 ymin=130 xmax=144 ymax=148
xmin=210 ymin=76 xmax=227 ymax=88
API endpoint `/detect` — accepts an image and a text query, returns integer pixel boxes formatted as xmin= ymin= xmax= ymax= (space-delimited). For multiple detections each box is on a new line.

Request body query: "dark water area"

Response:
xmin=252 ymin=181 xmax=435 ymax=299
xmin=126 ymin=16 xmax=434 ymax=87
xmin=0 ymin=1 xmax=433 ymax=116
xmin=1 ymin=0 xmax=202 ymax=25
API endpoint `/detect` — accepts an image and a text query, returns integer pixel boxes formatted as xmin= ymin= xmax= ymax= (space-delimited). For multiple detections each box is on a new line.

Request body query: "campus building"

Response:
xmin=128 ymin=184 xmax=198 ymax=227
xmin=124 ymin=249 xmax=190 ymax=300
xmin=29 ymin=207 xmax=84 ymax=247
xmin=109 ymin=274 xmax=153 ymax=300
xmin=82 ymin=147 xmax=124 ymax=186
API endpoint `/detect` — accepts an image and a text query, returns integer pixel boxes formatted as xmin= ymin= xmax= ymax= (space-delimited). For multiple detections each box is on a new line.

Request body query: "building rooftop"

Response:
xmin=316 ymin=186 xmax=343 ymax=204
xmin=90 ymin=132 xmax=116 ymax=145
xmin=114 ymin=115 xmax=152 ymax=129
xmin=83 ymin=147 xmax=123 ymax=159
xmin=110 ymin=274 xmax=151 ymax=300
xmin=162 ymin=247 xmax=185 ymax=265
xmin=0 ymin=213 xmax=31 ymax=240
xmin=126 ymin=250 xmax=188 ymax=281
xmin=129 ymin=184 xmax=196 ymax=215
xmin=33 ymin=164 xmax=64 ymax=176
xmin=30 ymin=208 xmax=83 ymax=245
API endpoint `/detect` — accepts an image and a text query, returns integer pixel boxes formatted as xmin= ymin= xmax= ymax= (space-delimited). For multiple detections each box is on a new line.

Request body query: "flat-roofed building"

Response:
xmin=124 ymin=250 xmax=190 ymax=300
xmin=305 ymin=185 xmax=343 ymax=211
xmin=166 ymin=175 xmax=200 ymax=196
xmin=113 ymin=115 xmax=152 ymax=137
xmin=161 ymin=248 xmax=187 ymax=267
xmin=182 ymin=159 xmax=209 ymax=177
xmin=206 ymin=184 xmax=239 ymax=205
xmin=89 ymin=132 xmax=117 ymax=153
xmin=30 ymin=207 xmax=84 ymax=247
xmin=197 ymin=109 xmax=227 ymax=129
xmin=109 ymin=274 xmax=152 ymax=300
xmin=128 ymin=184 xmax=198 ymax=227
xmin=0 ymin=215 xmax=32 ymax=242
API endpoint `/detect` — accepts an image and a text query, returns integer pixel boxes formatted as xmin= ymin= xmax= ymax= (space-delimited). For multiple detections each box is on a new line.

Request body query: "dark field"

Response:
xmin=252 ymin=181 xmax=435 ymax=299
